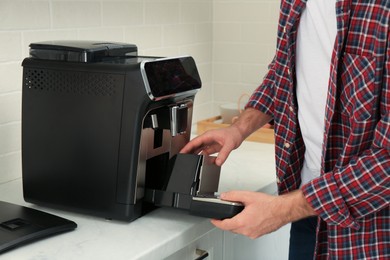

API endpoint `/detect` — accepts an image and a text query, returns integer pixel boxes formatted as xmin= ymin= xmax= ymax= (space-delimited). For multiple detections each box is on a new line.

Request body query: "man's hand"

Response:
xmin=180 ymin=126 xmax=244 ymax=166
xmin=181 ymin=108 xmax=272 ymax=166
xmin=211 ymin=190 xmax=317 ymax=239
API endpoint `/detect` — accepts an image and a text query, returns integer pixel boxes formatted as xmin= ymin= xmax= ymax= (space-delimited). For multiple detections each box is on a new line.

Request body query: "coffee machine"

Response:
xmin=22 ymin=41 xmax=243 ymax=221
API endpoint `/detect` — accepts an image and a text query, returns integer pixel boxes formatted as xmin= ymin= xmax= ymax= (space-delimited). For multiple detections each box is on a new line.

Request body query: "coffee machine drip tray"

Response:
xmin=144 ymin=154 xmax=244 ymax=219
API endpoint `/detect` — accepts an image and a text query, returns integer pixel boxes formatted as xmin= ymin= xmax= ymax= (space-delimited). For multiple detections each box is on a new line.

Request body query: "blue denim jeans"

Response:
xmin=288 ymin=217 xmax=318 ymax=260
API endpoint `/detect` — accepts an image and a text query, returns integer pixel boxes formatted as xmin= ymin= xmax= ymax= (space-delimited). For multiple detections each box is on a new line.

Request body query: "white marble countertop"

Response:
xmin=0 ymin=141 xmax=276 ymax=260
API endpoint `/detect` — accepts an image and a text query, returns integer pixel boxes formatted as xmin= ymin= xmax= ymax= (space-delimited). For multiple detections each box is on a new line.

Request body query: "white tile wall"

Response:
xmin=0 ymin=0 xmax=279 ymax=183
xmin=212 ymin=0 xmax=279 ymax=112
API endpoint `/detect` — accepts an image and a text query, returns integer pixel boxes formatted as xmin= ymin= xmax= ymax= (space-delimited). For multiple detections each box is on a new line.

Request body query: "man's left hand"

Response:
xmin=211 ymin=190 xmax=317 ymax=239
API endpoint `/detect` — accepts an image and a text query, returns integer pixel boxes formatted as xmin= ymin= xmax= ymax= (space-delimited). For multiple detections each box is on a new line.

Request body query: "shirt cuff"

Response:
xmin=301 ymin=172 xmax=360 ymax=230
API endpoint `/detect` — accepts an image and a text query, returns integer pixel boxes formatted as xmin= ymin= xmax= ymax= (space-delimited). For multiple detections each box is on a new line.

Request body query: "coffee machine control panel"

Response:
xmin=141 ymin=56 xmax=201 ymax=101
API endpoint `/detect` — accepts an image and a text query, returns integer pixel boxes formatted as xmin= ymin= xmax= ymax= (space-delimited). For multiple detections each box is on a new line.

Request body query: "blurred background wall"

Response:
xmin=0 ymin=0 xmax=278 ymax=183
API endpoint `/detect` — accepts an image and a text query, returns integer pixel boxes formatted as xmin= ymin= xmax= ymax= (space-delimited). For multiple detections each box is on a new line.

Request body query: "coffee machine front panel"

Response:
xmin=135 ymin=100 xmax=194 ymax=204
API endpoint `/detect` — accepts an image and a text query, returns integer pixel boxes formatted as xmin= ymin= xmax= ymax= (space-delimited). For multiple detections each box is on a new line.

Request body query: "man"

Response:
xmin=181 ymin=0 xmax=389 ymax=259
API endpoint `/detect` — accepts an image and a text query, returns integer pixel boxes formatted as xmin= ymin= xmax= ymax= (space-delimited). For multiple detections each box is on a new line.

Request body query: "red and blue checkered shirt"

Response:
xmin=247 ymin=0 xmax=389 ymax=258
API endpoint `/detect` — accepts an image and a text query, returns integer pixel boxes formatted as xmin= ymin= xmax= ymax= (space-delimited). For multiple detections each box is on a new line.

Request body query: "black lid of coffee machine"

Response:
xmin=29 ymin=40 xmax=138 ymax=62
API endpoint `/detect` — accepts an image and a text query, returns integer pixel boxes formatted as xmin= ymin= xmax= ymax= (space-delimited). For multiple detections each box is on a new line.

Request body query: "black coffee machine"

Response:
xmin=21 ymin=41 xmax=243 ymax=221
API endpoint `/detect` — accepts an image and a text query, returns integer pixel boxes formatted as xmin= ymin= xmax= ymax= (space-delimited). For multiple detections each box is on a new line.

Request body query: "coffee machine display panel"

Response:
xmin=141 ymin=56 xmax=201 ymax=101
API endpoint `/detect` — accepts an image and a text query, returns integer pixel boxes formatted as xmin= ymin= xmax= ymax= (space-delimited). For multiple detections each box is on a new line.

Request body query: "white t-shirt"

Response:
xmin=296 ymin=0 xmax=337 ymax=186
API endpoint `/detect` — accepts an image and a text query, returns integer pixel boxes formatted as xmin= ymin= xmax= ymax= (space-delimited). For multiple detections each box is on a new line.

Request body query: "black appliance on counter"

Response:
xmin=21 ymin=41 xmax=243 ymax=222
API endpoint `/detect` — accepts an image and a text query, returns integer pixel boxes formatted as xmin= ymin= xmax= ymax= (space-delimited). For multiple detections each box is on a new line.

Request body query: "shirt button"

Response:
xmin=287 ymin=68 xmax=290 ymax=74
xmin=284 ymin=142 xmax=291 ymax=149
xmin=276 ymin=177 xmax=281 ymax=184
xmin=289 ymin=106 xmax=294 ymax=112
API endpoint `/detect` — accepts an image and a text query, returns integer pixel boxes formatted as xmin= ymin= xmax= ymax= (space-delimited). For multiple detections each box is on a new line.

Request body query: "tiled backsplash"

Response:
xmin=0 ymin=0 xmax=278 ymax=183
xmin=213 ymin=0 xmax=279 ymax=110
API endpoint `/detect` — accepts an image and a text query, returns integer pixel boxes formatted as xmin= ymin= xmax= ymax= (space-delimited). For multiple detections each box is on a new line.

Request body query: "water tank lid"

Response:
xmin=29 ymin=40 xmax=138 ymax=62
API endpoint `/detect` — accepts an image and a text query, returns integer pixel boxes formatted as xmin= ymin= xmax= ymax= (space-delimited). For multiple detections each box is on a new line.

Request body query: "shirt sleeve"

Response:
xmin=245 ymin=56 xmax=276 ymax=117
xmin=301 ymin=57 xmax=390 ymax=230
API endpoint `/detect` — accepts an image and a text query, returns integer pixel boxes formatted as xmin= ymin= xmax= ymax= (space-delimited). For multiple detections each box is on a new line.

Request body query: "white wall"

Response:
xmin=0 ymin=0 xmax=279 ymax=183
xmin=212 ymin=0 xmax=279 ymax=113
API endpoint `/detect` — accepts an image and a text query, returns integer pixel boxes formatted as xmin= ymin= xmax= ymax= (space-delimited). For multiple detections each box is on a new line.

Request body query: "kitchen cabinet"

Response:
xmin=165 ymin=228 xmax=223 ymax=260
xmin=223 ymin=224 xmax=290 ymax=260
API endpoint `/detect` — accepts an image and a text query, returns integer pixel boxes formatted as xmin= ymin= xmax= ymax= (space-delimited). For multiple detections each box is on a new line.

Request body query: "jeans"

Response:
xmin=288 ymin=217 xmax=318 ymax=260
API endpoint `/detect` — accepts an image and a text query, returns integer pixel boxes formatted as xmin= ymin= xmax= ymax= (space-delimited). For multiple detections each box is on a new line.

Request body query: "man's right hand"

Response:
xmin=180 ymin=125 xmax=244 ymax=166
xmin=181 ymin=108 xmax=273 ymax=166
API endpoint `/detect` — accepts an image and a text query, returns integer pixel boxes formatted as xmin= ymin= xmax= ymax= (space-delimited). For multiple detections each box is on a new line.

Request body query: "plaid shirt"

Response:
xmin=247 ymin=0 xmax=389 ymax=258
